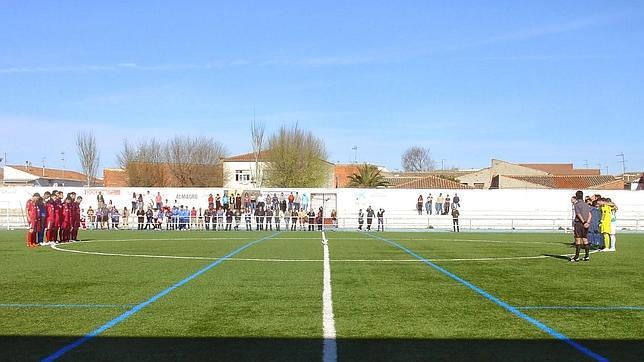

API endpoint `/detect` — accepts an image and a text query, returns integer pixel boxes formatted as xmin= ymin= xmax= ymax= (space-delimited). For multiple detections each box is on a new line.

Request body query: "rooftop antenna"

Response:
xmin=42 ymin=157 xmax=46 ymax=176
xmin=61 ymin=152 xmax=65 ymax=180
xmin=352 ymin=146 xmax=358 ymax=164
xmin=583 ymin=159 xmax=588 ymax=169
xmin=616 ymin=153 xmax=626 ymax=176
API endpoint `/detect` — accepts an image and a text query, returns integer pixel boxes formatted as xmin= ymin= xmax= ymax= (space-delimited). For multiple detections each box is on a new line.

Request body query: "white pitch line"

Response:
xmin=321 ymin=232 xmax=337 ymax=362
xmin=50 ymin=242 xmax=595 ymax=263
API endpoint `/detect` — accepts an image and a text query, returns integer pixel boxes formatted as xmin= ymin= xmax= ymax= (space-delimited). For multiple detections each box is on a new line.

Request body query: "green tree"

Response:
xmin=347 ymin=163 xmax=390 ymax=188
xmin=263 ymin=124 xmax=331 ymax=187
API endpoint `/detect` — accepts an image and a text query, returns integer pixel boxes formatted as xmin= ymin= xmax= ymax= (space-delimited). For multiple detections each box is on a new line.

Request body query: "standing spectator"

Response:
xmin=244 ymin=208 xmax=253 ymax=231
xmin=443 ymin=194 xmax=451 ymax=215
xmin=377 ymin=208 xmax=385 ymax=231
xmin=87 ymin=206 xmax=96 ymax=230
xmin=216 ymin=207 xmax=224 ymax=231
xmin=96 ymin=191 xmax=105 ymax=208
xmin=244 ymin=193 xmax=251 ymax=211
xmin=291 ymin=209 xmax=298 ymax=231
xmin=204 ymin=208 xmax=212 ymax=230
xmin=190 ymin=207 xmax=198 ymax=230
xmin=298 ymin=208 xmax=307 ymax=231
xmin=453 ymin=193 xmax=461 ymax=208
xmin=301 ymin=193 xmax=309 ymax=212
xmin=265 ymin=208 xmax=273 ymax=231
xmin=435 ymin=193 xmax=443 ymax=215
xmin=294 ymin=192 xmax=301 ymax=211
xmin=145 ymin=207 xmax=155 ymax=230
xmin=155 ymin=192 xmax=163 ymax=210
xmin=426 ymin=194 xmax=433 ymax=215
xmin=316 ymin=207 xmax=324 ymax=231
xmin=137 ymin=193 xmax=144 ymax=211
xmin=358 ymin=209 xmax=364 ymax=231
xmin=272 ymin=193 xmax=279 ymax=211
xmin=451 ymin=203 xmax=460 ymax=232
xmin=225 ymin=208 xmax=233 ymax=231
xmin=250 ymin=192 xmax=256 ymax=212
xmin=136 ymin=208 xmax=145 ymax=230
xmin=366 ymin=206 xmax=375 ymax=231
xmin=255 ymin=205 xmax=264 ymax=230
xmin=131 ymin=192 xmax=137 ymax=213
xmin=331 ymin=209 xmax=338 ymax=230
xmin=156 ymin=208 xmax=164 ymax=229
xmin=215 ymin=193 xmax=222 ymax=210
xmin=288 ymin=192 xmax=295 ymax=210
xmin=307 ymin=209 xmax=316 ymax=231
xmin=234 ymin=208 xmax=242 ymax=231
xmin=222 ymin=193 xmax=229 ymax=211
xmin=111 ymin=206 xmax=120 ymax=229
xmin=416 ymin=195 xmax=423 ymax=215
xmin=235 ymin=193 xmax=242 ymax=210
xmin=208 ymin=194 xmax=214 ymax=209
xmin=122 ymin=207 xmax=130 ymax=229
xmin=198 ymin=208 xmax=204 ymax=230
xmin=284 ymin=207 xmax=291 ymax=231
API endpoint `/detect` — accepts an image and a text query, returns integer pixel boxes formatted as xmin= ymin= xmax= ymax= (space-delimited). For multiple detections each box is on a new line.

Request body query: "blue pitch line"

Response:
xmin=518 ymin=306 xmax=644 ymax=311
xmin=42 ymin=232 xmax=281 ymax=362
xmin=367 ymin=233 xmax=609 ymax=362
xmin=0 ymin=304 xmax=133 ymax=309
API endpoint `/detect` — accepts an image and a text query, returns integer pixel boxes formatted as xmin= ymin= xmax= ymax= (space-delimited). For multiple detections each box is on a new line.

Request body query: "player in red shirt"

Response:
xmin=55 ymin=191 xmax=64 ymax=242
xmin=71 ymin=195 xmax=82 ymax=241
xmin=26 ymin=193 xmax=41 ymax=247
xmin=60 ymin=196 xmax=73 ymax=242
xmin=45 ymin=192 xmax=57 ymax=242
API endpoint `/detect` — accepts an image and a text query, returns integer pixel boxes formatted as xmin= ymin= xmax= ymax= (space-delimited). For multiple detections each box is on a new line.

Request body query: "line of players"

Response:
xmin=25 ymin=191 xmax=82 ymax=247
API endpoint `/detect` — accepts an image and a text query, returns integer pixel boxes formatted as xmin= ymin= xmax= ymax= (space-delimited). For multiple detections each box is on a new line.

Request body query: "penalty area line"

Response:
xmin=367 ymin=233 xmax=608 ymax=362
xmin=41 ymin=232 xmax=281 ymax=362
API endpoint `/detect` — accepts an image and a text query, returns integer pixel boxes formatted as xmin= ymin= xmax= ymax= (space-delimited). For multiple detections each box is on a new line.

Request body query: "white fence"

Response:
xmin=1 ymin=186 xmax=643 ymax=231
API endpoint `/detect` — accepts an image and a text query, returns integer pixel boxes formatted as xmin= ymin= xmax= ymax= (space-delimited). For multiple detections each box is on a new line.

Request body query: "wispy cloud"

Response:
xmin=0 ymin=53 xmax=393 ymax=75
xmin=443 ymin=13 xmax=628 ymax=52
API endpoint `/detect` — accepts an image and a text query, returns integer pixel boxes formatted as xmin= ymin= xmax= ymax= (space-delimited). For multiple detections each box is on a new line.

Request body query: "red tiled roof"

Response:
xmin=7 ymin=165 xmax=98 ymax=182
xmin=505 ymin=175 xmax=622 ymax=189
xmin=519 ymin=163 xmax=600 ymax=176
xmin=389 ymin=175 xmax=471 ymax=189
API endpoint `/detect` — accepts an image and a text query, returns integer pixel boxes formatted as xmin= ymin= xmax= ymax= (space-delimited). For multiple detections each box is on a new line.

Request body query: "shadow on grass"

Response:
xmin=1 ymin=336 xmax=641 ymax=361
xmin=542 ymin=253 xmax=572 ymax=261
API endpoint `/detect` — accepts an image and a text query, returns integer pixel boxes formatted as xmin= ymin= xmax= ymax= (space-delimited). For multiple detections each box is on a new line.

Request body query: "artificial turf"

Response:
xmin=0 ymin=230 xmax=641 ymax=361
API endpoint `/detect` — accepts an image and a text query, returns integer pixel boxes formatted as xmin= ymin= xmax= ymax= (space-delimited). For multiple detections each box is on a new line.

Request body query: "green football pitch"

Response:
xmin=0 ymin=230 xmax=642 ymax=361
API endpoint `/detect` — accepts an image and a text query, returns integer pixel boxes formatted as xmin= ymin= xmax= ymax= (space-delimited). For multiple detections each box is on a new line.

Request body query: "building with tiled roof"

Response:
xmin=389 ymin=175 xmax=471 ymax=189
xmin=457 ymin=159 xmax=621 ymax=190
xmin=500 ymin=175 xmax=623 ymax=190
xmin=2 ymin=165 xmax=102 ymax=187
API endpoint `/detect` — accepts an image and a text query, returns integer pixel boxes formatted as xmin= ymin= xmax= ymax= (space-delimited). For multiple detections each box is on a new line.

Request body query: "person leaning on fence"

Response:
xmin=451 ymin=203 xmax=460 ymax=232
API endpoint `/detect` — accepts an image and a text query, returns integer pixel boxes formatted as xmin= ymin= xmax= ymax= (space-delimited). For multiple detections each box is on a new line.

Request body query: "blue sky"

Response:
xmin=1 ymin=1 xmax=643 ymax=174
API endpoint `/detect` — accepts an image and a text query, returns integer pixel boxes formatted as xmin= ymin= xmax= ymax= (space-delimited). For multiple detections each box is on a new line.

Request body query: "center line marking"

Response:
xmin=321 ymin=231 xmax=337 ymax=362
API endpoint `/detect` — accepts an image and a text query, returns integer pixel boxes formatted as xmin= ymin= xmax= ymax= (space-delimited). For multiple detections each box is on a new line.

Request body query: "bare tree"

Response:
xmin=401 ymin=146 xmax=435 ymax=172
xmin=117 ymin=138 xmax=165 ymax=186
xmin=76 ymin=131 xmax=100 ymax=186
xmin=250 ymin=120 xmax=265 ymax=187
xmin=264 ymin=124 xmax=331 ymax=187
xmin=165 ymin=135 xmax=227 ymax=187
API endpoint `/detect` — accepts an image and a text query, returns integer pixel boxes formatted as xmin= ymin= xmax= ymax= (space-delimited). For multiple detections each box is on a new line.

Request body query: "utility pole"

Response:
xmin=441 ymin=159 xmax=445 ymax=170
xmin=616 ymin=153 xmax=626 ymax=176
xmin=583 ymin=159 xmax=588 ymax=169
xmin=351 ymin=146 xmax=358 ymax=164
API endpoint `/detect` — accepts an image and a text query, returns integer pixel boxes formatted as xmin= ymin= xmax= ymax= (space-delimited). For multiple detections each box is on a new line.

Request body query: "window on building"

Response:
xmin=474 ymin=183 xmax=485 ymax=189
xmin=235 ymin=170 xmax=251 ymax=182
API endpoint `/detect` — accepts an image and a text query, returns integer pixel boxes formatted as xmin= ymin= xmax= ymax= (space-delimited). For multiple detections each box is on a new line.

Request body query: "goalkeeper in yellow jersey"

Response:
xmin=599 ymin=198 xmax=618 ymax=252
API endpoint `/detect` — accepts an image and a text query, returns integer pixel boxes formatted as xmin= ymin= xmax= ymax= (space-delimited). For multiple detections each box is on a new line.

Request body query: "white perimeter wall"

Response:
xmin=1 ymin=186 xmax=643 ymax=230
